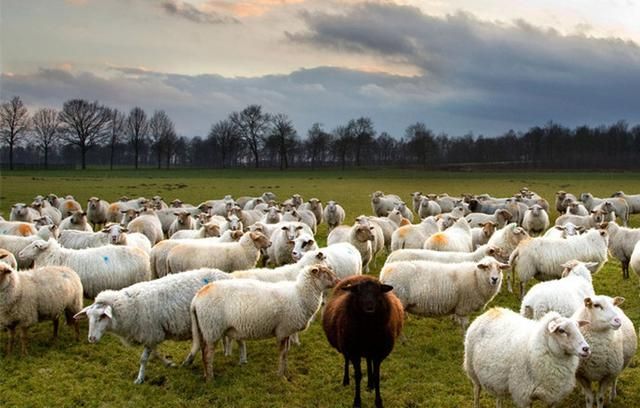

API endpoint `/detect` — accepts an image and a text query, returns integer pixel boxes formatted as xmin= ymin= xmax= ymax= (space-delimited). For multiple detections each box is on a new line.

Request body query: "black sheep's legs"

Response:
xmin=373 ymin=359 xmax=383 ymax=408
xmin=343 ymin=355 xmax=350 ymax=386
xmin=367 ymin=357 xmax=374 ymax=390
xmin=352 ymin=357 xmax=362 ymax=408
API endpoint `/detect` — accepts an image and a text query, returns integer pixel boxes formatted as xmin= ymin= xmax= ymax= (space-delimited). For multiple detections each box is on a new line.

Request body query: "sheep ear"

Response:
xmin=584 ymin=297 xmax=593 ymax=308
xmin=577 ymin=320 xmax=590 ymax=327
xmin=613 ymin=297 xmax=625 ymax=306
xmin=547 ymin=320 xmax=560 ymax=333
xmin=103 ymin=306 xmax=113 ymax=319
xmin=476 ymin=262 xmax=490 ymax=270
xmin=380 ymin=284 xmax=393 ymax=293
xmin=295 ymin=225 xmax=304 ymax=230
xmin=100 ymin=228 xmax=110 ymax=233
xmin=341 ymin=283 xmax=359 ymax=293
xmin=0 ymin=253 xmax=9 ymax=260
xmin=73 ymin=305 xmax=92 ymax=320
xmin=280 ymin=226 xmax=288 ymax=231
xmin=498 ymin=263 xmax=510 ymax=270
xmin=561 ymin=268 xmax=571 ymax=278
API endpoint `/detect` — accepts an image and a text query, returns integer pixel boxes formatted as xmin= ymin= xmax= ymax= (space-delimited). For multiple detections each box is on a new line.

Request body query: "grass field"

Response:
xmin=1 ymin=169 xmax=640 ymax=407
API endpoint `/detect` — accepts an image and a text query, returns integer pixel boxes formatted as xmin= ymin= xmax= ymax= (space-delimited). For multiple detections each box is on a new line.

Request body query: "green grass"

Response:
xmin=1 ymin=169 xmax=640 ymax=407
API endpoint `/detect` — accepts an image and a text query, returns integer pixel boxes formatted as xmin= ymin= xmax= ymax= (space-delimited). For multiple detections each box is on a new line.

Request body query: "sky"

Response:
xmin=1 ymin=0 xmax=640 ymax=138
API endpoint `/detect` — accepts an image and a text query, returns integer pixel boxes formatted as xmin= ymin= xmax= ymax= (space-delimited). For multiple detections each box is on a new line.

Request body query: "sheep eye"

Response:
xmin=594 ymin=304 xmax=601 ymax=309
xmin=557 ymin=328 xmax=565 ymax=334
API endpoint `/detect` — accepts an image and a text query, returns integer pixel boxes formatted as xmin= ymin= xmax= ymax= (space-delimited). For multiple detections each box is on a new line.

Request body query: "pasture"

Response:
xmin=1 ymin=168 xmax=640 ymax=407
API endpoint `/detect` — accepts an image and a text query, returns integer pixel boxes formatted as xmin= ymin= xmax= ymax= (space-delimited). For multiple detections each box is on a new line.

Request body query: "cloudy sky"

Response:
xmin=2 ymin=0 xmax=640 ymax=137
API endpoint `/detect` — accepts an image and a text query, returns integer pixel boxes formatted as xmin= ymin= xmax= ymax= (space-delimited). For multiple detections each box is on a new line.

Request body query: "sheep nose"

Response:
xmin=490 ymin=277 xmax=499 ymax=284
xmin=88 ymin=336 xmax=97 ymax=343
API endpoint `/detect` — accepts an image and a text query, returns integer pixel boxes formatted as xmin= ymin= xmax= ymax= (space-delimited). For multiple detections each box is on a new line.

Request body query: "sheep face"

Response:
xmin=18 ymin=240 xmax=50 ymax=262
xmin=227 ymin=215 xmax=243 ymax=231
xmin=291 ymin=234 xmax=316 ymax=261
xmin=355 ymin=225 xmax=375 ymax=242
xmin=583 ymin=296 xmax=624 ymax=331
xmin=476 ymin=260 xmax=508 ymax=287
xmin=310 ymin=265 xmax=339 ymax=290
xmin=174 ymin=211 xmax=191 ymax=225
xmin=87 ymin=197 xmax=101 ymax=210
xmin=546 ymin=316 xmax=591 ymax=358
xmin=170 ymin=199 xmax=183 ymax=208
xmin=203 ymin=223 xmax=221 ymax=238
xmin=0 ymin=263 xmax=14 ymax=288
xmin=70 ymin=211 xmax=88 ymax=225
xmin=265 ymin=208 xmax=281 ymax=224
xmin=103 ymin=224 xmax=127 ymax=245
xmin=326 ymin=201 xmax=338 ymax=212
xmin=11 ymin=203 xmax=28 ymax=218
xmin=341 ymin=279 xmax=393 ymax=314
xmin=74 ymin=303 xmax=113 ymax=343
xmin=249 ymin=231 xmax=271 ymax=249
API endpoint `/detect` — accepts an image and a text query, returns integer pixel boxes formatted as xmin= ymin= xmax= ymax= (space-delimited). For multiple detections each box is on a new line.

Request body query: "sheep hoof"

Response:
xmin=133 ymin=378 xmax=144 ymax=385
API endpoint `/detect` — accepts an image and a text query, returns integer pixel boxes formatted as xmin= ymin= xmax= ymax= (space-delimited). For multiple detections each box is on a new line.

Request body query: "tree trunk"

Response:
xmin=44 ymin=146 xmax=49 ymax=170
xmin=134 ymin=143 xmax=139 ymax=170
xmin=253 ymin=148 xmax=259 ymax=168
xmin=9 ymin=141 xmax=14 ymax=170
xmin=81 ymin=144 xmax=87 ymax=170
xmin=157 ymin=148 xmax=162 ymax=169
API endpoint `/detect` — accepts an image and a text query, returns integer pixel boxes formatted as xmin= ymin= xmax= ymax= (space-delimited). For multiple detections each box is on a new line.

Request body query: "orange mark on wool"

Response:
xmin=65 ymin=201 xmax=76 ymax=210
xmin=197 ymin=283 xmax=216 ymax=297
xmin=397 ymin=226 xmax=409 ymax=239
xmin=18 ymin=224 xmax=34 ymax=236
xmin=399 ymin=218 xmax=411 ymax=227
xmin=109 ymin=203 xmax=120 ymax=211
xmin=486 ymin=308 xmax=503 ymax=320
xmin=430 ymin=233 xmax=448 ymax=246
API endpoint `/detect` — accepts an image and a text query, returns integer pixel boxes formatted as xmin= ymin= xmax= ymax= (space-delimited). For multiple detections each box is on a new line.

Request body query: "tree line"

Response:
xmin=1 ymin=95 xmax=639 ymax=170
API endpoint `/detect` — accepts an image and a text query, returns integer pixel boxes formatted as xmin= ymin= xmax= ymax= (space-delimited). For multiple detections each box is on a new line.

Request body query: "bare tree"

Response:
xmin=268 ymin=113 xmax=298 ymax=170
xmin=149 ymin=110 xmax=174 ymax=169
xmin=127 ymin=107 xmax=149 ymax=170
xmin=306 ymin=123 xmax=331 ymax=169
xmin=406 ymin=122 xmax=436 ymax=169
xmin=208 ymin=119 xmax=240 ymax=168
xmin=0 ymin=96 xmax=30 ymax=170
xmin=332 ymin=125 xmax=354 ymax=170
xmin=31 ymin=108 xmax=60 ymax=169
xmin=163 ymin=129 xmax=178 ymax=169
xmin=230 ymin=104 xmax=271 ymax=168
xmin=107 ymin=109 xmax=125 ymax=170
xmin=58 ymin=99 xmax=111 ymax=170
xmin=348 ymin=117 xmax=375 ymax=167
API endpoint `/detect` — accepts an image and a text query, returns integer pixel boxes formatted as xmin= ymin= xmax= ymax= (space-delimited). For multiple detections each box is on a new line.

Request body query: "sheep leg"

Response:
xmin=366 ymin=357 xmax=374 ymax=391
xmin=352 ymin=357 xmax=363 ymax=408
xmin=596 ymin=378 xmax=613 ymax=408
xmin=65 ymin=308 xmax=80 ymax=341
xmin=507 ymin=269 xmax=513 ymax=293
xmin=472 ymin=383 xmax=480 ymax=408
xmin=134 ymin=347 xmax=152 ymax=384
xmin=576 ymin=375 xmax=594 ymax=408
xmin=52 ymin=318 xmax=59 ymax=340
xmin=290 ymin=332 xmax=301 ymax=346
xmin=495 ymin=398 xmax=502 ymax=408
xmin=238 ymin=341 xmax=247 ymax=365
xmin=19 ymin=327 xmax=28 ymax=356
xmin=6 ymin=327 xmax=16 ymax=355
xmin=151 ymin=349 xmax=176 ymax=367
xmin=202 ymin=340 xmax=214 ymax=382
xmin=610 ymin=378 xmax=618 ymax=402
xmin=519 ymin=281 xmax=526 ymax=300
xmin=622 ymin=260 xmax=629 ymax=279
xmin=181 ymin=341 xmax=199 ymax=367
xmin=342 ymin=355 xmax=350 ymax=386
xmin=373 ymin=359 xmax=383 ymax=408
xmin=223 ymin=336 xmax=232 ymax=356
xmin=278 ymin=337 xmax=290 ymax=379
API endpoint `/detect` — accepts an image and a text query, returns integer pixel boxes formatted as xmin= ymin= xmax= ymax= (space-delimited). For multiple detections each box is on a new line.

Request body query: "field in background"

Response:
xmin=1 ymin=169 xmax=640 ymax=407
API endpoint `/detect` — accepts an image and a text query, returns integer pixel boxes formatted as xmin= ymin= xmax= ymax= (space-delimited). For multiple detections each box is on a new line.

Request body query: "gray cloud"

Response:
xmin=160 ymin=0 xmax=239 ymax=24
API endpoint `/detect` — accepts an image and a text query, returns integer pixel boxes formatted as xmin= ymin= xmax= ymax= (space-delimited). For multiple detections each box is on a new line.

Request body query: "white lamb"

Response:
xmin=74 ymin=268 xmax=233 ymax=384
xmin=466 ymin=209 xmax=512 ymax=229
xmin=19 ymin=239 xmax=151 ymax=298
xmin=522 ymin=204 xmax=550 ymax=236
xmin=185 ymin=264 xmax=338 ymax=381
xmin=520 ymin=260 xmax=596 ymax=320
xmin=509 ymin=229 xmax=609 ymax=297
xmin=323 ymin=200 xmax=346 ymax=231
xmin=166 ymin=231 xmax=271 ymax=273
xmin=464 ymin=307 xmax=591 ymax=408
xmin=573 ymin=295 xmax=637 ymax=408
xmin=0 ymin=225 xmax=59 ymax=269
xmin=385 ymin=244 xmax=503 ymax=265
xmin=380 ymin=257 xmax=508 ymax=330
xmin=600 ymin=221 xmax=640 ymax=279
xmin=423 ymin=217 xmax=473 ymax=252
xmin=0 ymin=264 xmax=83 ymax=356
xmin=390 ymin=217 xmax=439 ymax=250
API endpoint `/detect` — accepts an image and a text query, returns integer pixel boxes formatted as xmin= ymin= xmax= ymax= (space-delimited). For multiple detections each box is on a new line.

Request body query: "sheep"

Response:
xmin=464 ymin=307 xmax=591 ymax=408
xmin=126 ymin=209 xmax=164 ymax=245
xmin=611 ymin=191 xmax=640 ymax=214
xmin=30 ymin=200 xmax=62 ymax=225
xmin=58 ymin=197 xmax=83 ymax=218
xmin=186 ymin=264 xmax=339 ymax=381
xmin=261 ymin=207 xmax=282 ymax=224
xmin=594 ymin=199 xmax=630 ymax=227
xmin=393 ymin=202 xmax=414 ymax=222
xmin=573 ymin=295 xmax=637 ymax=408
xmin=371 ymin=191 xmax=401 ymax=217
xmin=283 ymin=208 xmax=317 ymax=234
xmin=631 ymin=241 xmax=640 ymax=277
xmin=86 ymin=197 xmax=109 ymax=229
xmin=423 ymin=217 xmax=473 ymax=253
xmin=0 ymin=249 xmax=18 ymax=269
xmin=555 ymin=211 xmax=605 ymax=230
xmin=391 ymin=217 xmax=439 ymax=250
xmin=9 ymin=203 xmax=40 ymax=223
xmin=267 ymin=224 xmax=306 ymax=266
xmin=465 ymin=209 xmax=512 ymax=229
xmin=543 ymin=222 xmax=583 ymax=239
xmin=301 ymin=198 xmax=323 ymax=224
xmin=0 ymin=220 xmax=37 ymax=236
xmin=502 ymin=198 xmax=527 ymax=225
xmin=509 ymin=229 xmax=609 ymax=297
xmin=236 ymin=192 xmax=276 ymax=209
xmin=19 ymin=239 xmax=151 ymax=299
xmin=243 ymin=197 xmax=265 ymax=210
xmin=153 ymin=208 xmax=181 ymax=236
xmin=385 ymin=244 xmax=503 ymax=265
xmin=471 ymin=221 xmax=496 ymax=249
xmin=46 ymin=193 xmax=62 ymax=209
xmin=556 ymin=190 xmax=577 ymax=214
xmin=291 ymin=241 xmax=362 ymax=279
xmin=487 ymin=223 xmax=529 ymax=260
xmin=323 ymin=201 xmax=346 ymax=232
xmin=101 ymin=224 xmax=152 ymax=255
xmin=73 ymin=268 xmax=232 ymax=384
xmin=364 ymin=212 xmax=400 ymax=252
xmin=410 ymin=192 xmax=423 ymax=213
xmin=0 ymin=225 xmax=59 ymax=269
xmin=169 ymin=221 xmax=221 ymax=240
xmin=599 ymin=221 xmax=640 ymax=279
xmin=380 ymin=257 xmax=508 ymax=330
xmin=0 ymin=264 xmax=83 ymax=356
xmin=566 ymin=201 xmax=589 ymax=216
xmin=228 ymin=206 xmax=263 ymax=227
xmin=166 ymin=231 xmax=271 ymax=274
xmin=167 ymin=210 xmax=196 ymax=238
xmin=59 ymin=211 xmax=93 ymax=232
xmin=150 ymin=230 xmax=243 ymax=279
xmin=328 ymin=222 xmax=375 ymax=273
xmin=150 ymin=195 xmax=168 ymax=210
xmin=436 ymin=194 xmax=459 ymax=213
xmin=417 ymin=196 xmax=441 ymax=219
xmin=467 ymin=198 xmax=505 ymax=215
xmin=322 ymin=275 xmax=404 ymax=408
xmin=233 ymin=251 xmax=328 ymax=282
xmin=520 ymin=260 xmax=596 ymax=320
xmin=521 ymin=204 xmax=550 ymax=236
xmin=435 ymin=213 xmax=459 ymax=230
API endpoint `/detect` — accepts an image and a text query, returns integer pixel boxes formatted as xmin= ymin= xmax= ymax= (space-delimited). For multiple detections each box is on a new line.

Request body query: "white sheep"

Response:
xmin=371 ymin=191 xmax=401 ymax=217
xmin=394 ymin=202 xmax=414 ymax=222
xmin=364 ymin=212 xmax=401 ymax=252
xmin=611 ymin=191 xmax=640 ymax=214
xmin=260 ymin=207 xmax=282 ymax=224
xmin=73 ymin=267 xmax=233 ymax=384
xmin=291 ymin=241 xmax=362 ymax=279
xmin=19 ymin=239 xmax=151 ymax=298
xmin=0 ymin=224 xmax=59 ymax=269
xmin=556 ymin=190 xmax=578 ymax=213
xmin=390 ymin=217 xmax=439 ymax=250
xmin=385 ymin=244 xmax=503 ymax=265
xmin=504 ymin=198 xmax=529 ymax=226
xmin=410 ymin=192 xmax=423 ymax=213
xmin=464 ymin=307 xmax=591 ymax=408
xmin=301 ymin=198 xmax=323 ymax=224
xmin=566 ymin=201 xmax=589 ymax=216
xmin=126 ymin=209 xmax=164 ymax=245
xmin=166 ymin=231 xmax=271 ymax=274
xmin=600 ymin=221 xmax=640 ymax=279
xmin=185 ymin=264 xmax=339 ymax=381
xmin=380 ymin=257 xmax=508 ymax=330
xmin=509 ymin=229 xmax=609 ymax=297
xmin=573 ymin=295 xmax=637 ymax=408
xmin=58 ymin=197 xmax=83 ymax=218
xmin=631 ymin=240 xmax=640 ymax=277
xmin=59 ymin=212 xmax=93 ymax=232
xmin=86 ymin=197 xmax=109 ymax=229
xmin=0 ymin=220 xmax=37 ymax=236
xmin=435 ymin=194 xmax=459 ymax=213
xmin=520 ymin=260 xmax=596 ymax=320
xmin=522 ymin=204 xmax=550 ymax=236
xmin=267 ymin=224 xmax=306 ymax=266
xmin=328 ymin=222 xmax=375 ymax=273
xmin=167 ymin=210 xmax=196 ymax=238
xmin=471 ymin=222 xmax=496 ymax=249
xmin=543 ymin=222 xmax=583 ymax=239
xmin=465 ymin=209 xmax=512 ymax=229
xmin=0 ymin=264 xmax=83 ymax=355
xmin=417 ymin=196 xmax=442 ymax=219
xmin=229 ymin=205 xmax=263 ymax=227
xmin=101 ymin=224 xmax=152 ymax=255
xmin=423 ymin=217 xmax=473 ymax=252
xmin=233 ymin=251 xmax=328 ymax=282
xmin=31 ymin=197 xmax=62 ymax=225
xmin=487 ymin=223 xmax=529 ymax=260
xmin=593 ymin=198 xmax=630 ymax=227
xmin=169 ymin=221 xmax=221 ymax=240
xmin=9 ymin=203 xmax=40 ymax=223
xmin=323 ymin=201 xmax=345 ymax=232
xmin=0 ymin=249 xmax=18 ymax=269
xmin=283 ymin=208 xmax=317 ymax=234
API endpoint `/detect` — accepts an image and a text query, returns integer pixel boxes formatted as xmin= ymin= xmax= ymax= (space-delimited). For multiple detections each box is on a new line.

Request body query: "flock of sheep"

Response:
xmin=1 ymin=188 xmax=640 ymax=408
